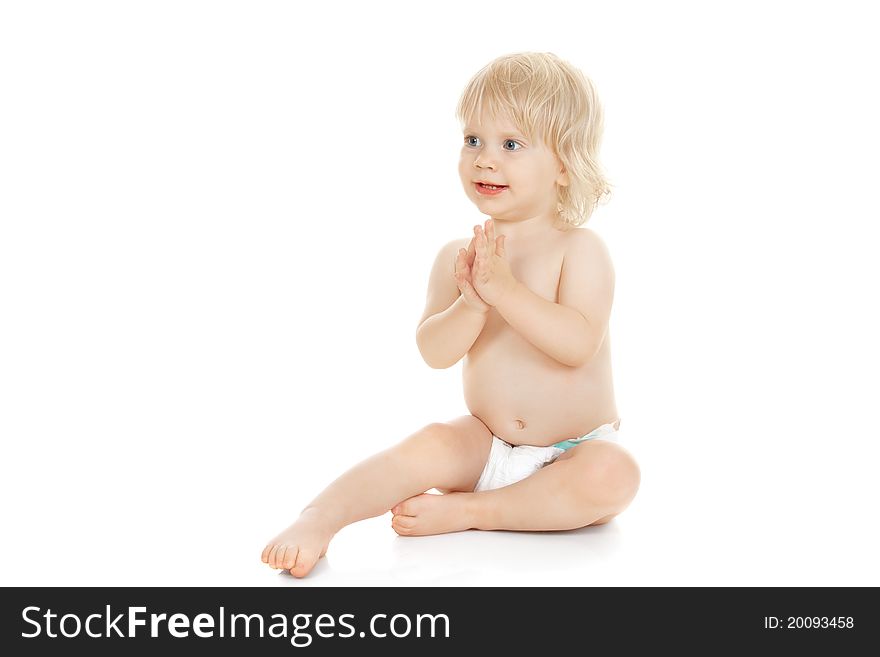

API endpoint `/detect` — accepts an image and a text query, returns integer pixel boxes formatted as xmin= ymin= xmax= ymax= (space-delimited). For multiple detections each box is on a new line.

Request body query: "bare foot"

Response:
xmin=261 ymin=508 xmax=337 ymax=578
xmin=391 ymin=492 xmax=476 ymax=536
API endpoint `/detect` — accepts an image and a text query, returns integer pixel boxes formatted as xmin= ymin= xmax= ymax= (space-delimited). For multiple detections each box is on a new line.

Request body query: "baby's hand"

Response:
xmin=472 ymin=219 xmax=518 ymax=307
xmin=454 ymin=235 xmax=490 ymax=314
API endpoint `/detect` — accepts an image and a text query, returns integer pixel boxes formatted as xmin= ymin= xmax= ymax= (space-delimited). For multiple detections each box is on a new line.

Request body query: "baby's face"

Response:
xmin=458 ymin=111 xmax=568 ymax=223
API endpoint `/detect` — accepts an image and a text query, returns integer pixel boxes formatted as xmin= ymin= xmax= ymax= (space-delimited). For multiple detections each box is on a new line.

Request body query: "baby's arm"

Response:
xmin=494 ymin=228 xmax=614 ymax=367
xmin=416 ymin=238 xmax=488 ymax=369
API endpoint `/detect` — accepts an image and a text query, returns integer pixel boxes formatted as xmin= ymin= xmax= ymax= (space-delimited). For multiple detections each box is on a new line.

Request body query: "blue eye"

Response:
xmin=464 ymin=135 xmax=522 ymax=151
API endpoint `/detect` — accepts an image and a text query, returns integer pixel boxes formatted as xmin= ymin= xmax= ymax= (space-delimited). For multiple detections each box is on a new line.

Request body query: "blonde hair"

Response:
xmin=455 ymin=52 xmax=612 ymax=227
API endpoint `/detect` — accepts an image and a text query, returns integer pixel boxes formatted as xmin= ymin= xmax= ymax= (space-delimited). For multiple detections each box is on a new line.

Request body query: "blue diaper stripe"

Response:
xmin=552 ymin=438 xmax=592 ymax=451
xmin=551 ymin=420 xmax=620 ymax=451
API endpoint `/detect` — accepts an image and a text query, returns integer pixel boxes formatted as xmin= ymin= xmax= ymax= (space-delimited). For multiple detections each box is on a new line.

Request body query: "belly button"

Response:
xmin=515 ymin=419 xmax=525 ymax=430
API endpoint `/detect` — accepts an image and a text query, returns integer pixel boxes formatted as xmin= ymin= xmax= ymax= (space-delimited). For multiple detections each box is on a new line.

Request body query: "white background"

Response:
xmin=1 ymin=0 xmax=878 ymax=586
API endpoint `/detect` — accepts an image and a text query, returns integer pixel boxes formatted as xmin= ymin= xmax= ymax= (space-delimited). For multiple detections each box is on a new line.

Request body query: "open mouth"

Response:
xmin=475 ymin=182 xmax=508 ymax=195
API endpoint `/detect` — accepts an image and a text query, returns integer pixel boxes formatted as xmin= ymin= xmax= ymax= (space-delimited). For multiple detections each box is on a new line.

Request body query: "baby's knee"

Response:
xmin=403 ymin=423 xmax=459 ymax=455
xmin=580 ymin=444 xmax=641 ymax=506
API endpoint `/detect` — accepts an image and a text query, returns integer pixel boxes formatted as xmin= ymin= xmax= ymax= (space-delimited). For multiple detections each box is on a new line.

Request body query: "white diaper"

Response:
xmin=473 ymin=419 xmax=621 ymax=493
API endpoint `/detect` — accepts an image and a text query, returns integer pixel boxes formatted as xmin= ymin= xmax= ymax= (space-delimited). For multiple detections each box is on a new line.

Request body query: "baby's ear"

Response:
xmin=557 ymin=167 xmax=570 ymax=187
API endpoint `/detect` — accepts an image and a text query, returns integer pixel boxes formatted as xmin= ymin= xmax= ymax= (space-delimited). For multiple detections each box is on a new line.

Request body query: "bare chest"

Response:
xmin=484 ymin=238 xmax=567 ymax=336
xmin=511 ymin=250 xmax=564 ymax=300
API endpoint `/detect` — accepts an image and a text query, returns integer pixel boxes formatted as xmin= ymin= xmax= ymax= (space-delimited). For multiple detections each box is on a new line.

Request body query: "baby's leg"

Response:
xmin=261 ymin=415 xmax=493 ymax=577
xmin=471 ymin=439 xmax=640 ymax=530
xmin=393 ymin=439 xmax=640 ymax=535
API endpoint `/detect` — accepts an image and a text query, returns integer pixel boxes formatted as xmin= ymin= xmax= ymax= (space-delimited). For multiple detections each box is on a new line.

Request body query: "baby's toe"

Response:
xmin=261 ymin=544 xmax=273 ymax=563
xmin=290 ymin=548 xmax=320 ymax=578
xmin=275 ymin=545 xmax=291 ymax=570
xmin=392 ymin=499 xmax=417 ymax=516
xmin=392 ymin=514 xmax=416 ymax=536
xmin=267 ymin=544 xmax=281 ymax=568
xmin=281 ymin=545 xmax=299 ymax=571
xmin=393 ymin=514 xmax=415 ymax=528
xmin=395 ymin=493 xmax=435 ymax=516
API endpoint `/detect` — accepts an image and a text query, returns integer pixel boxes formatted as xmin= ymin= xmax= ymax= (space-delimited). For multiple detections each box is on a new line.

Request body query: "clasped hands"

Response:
xmin=453 ymin=219 xmax=518 ymax=312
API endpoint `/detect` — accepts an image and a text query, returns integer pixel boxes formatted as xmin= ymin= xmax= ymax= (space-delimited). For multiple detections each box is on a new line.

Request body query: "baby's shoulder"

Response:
xmin=438 ymin=236 xmax=472 ymax=255
xmin=430 ymin=236 xmax=472 ymax=272
xmin=561 ymin=226 xmax=612 ymax=258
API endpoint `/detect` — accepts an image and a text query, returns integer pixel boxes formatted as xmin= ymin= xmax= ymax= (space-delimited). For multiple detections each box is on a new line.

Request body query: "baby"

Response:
xmin=262 ymin=52 xmax=640 ymax=578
